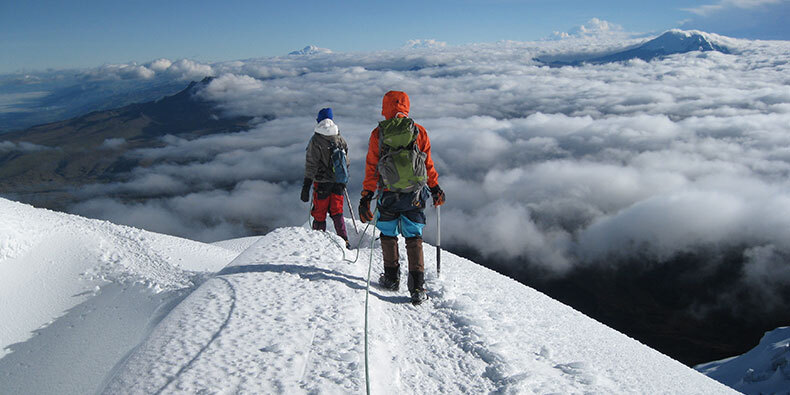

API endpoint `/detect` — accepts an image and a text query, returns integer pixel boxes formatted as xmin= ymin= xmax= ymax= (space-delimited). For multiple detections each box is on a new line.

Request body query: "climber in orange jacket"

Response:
xmin=358 ymin=90 xmax=445 ymax=305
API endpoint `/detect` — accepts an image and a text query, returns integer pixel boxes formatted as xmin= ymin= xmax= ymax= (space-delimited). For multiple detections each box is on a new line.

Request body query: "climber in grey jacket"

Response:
xmin=301 ymin=108 xmax=350 ymax=248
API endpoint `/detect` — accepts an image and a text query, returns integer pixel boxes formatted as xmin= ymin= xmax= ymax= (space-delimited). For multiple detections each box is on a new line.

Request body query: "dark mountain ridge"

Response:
xmin=0 ymin=78 xmax=187 ymax=133
xmin=0 ymin=77 xmax=255 ymax=209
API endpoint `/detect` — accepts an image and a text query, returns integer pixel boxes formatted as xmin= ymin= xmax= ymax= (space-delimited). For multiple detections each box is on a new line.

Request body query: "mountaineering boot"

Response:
xmin=379 ymin=264 xmax=400 ymax=290
xmin=331 ymin=213 xmax=351 ymax=249
xmin=331 ymin=213 xmax=348 ymax=240
xmin=407 ymin=271 xmax=428 ymax=305
xmin=379 ymin=236 xmax=400 ymax=290
xmin=410 ymin=289 xmax=428 ymax=305
xmin=312 ymin=220 xmax=326 ymax=231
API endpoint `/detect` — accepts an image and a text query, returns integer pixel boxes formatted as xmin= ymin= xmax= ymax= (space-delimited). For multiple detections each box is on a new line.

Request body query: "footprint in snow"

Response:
xmin=259 ymin=343 xmax=284 ymax=353
xmin=554 ymin=361 xmax=597 ymax=385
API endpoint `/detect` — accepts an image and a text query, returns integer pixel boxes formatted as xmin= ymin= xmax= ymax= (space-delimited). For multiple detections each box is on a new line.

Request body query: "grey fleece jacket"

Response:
xmin=304 ymin=119 xmax=349 ymax=183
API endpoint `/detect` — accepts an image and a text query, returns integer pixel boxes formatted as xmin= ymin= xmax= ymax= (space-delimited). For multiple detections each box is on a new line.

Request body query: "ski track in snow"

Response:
xmin=105 ymin=225 xmax=735 ymax=394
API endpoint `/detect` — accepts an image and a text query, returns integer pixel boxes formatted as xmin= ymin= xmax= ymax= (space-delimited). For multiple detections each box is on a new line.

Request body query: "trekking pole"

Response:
xmin=436 ymin=205 xmax=442 ymax=278
xmin=344 ymin=188 xmax=360 ymax=234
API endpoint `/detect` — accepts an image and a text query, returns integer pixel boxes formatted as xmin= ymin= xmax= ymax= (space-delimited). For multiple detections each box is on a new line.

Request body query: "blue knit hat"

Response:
xmin=316 ymin=108 xmax=333 ymax=123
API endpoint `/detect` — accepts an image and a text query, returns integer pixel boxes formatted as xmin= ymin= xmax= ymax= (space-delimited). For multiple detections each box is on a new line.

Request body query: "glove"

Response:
xmin=300 ymin=178 xmax=312 ymax=202
xmin=359 ymin=190 xmax=374 ymax=222
xmin=429 ymin=184 xmax=446 ymax=206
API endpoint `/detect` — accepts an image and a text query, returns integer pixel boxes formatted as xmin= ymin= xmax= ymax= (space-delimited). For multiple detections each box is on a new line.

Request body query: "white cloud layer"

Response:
xmin=77 ymin=58 xmax=215 ymax=81
xmin=0 ymin=91 xmax=49 ymax=114
xmin=0 ymin=141 xmax=52 ymax=153
xmin=53 ymin=33 xmax=790 ymax=302
xmin=405 ymin=39 xmax=448 ymax=49
xmin=552 ymin=18 xmax=631 ymax=41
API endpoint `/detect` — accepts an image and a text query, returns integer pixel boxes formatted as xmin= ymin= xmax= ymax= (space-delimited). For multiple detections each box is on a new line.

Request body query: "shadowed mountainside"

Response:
xmin=0 ymin=79 xmax=187 ymax=133
xmin=0 ymin=78 xmax=256 ymax=209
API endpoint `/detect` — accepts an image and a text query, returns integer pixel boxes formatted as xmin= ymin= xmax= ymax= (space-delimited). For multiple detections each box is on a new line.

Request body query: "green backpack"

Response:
xmin=377 ymin=117 xmax=428 ymax=193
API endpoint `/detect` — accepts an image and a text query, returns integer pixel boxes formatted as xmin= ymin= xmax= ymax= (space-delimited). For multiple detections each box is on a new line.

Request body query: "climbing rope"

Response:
xmin=363 ymin=209 xmax=378 ymax=395
xmin=306 ymin=208 xmax=373 ymax=264
xmin=306 ymin=200 xmax=379 ymax=394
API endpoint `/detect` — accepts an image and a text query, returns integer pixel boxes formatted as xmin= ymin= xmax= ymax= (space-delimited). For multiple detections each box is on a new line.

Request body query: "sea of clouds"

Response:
xmin=4 ymin=29 xmax=790 ymax=303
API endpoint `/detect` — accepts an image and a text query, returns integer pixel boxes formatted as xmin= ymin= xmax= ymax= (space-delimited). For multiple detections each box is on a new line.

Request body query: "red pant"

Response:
xmin=311 ymin=184 xmax=344 ymax=221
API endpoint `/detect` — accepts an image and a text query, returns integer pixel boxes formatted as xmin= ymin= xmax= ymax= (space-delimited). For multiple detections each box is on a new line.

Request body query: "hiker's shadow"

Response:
xmin=218 ymin=264 xmax=409 ymax=303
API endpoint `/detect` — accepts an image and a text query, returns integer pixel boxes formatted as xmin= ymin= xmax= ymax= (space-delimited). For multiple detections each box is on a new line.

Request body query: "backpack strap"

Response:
xmin=377 ymin=126 xmax=384 ymax=190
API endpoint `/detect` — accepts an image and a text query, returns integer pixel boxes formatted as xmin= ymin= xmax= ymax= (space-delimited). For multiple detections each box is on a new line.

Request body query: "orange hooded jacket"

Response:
xmin=362 ymin=91 xmax=439 ymax=193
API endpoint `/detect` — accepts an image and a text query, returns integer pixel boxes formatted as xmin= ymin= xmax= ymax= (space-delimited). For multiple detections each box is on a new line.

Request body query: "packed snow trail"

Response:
xmin=104 ymin=226 xmax=735 ymax=394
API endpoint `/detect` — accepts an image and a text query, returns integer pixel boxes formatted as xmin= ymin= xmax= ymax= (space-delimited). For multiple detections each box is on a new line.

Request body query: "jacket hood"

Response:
xmin=314 ymin=119 xmax=339 ymax=136
xmin=381 ymin=91 xmax=410 ymax=119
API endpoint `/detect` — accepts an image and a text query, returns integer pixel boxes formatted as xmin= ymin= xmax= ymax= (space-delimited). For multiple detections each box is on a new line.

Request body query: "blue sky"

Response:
xmin=1 ymin=0 xmax=787 ymax=74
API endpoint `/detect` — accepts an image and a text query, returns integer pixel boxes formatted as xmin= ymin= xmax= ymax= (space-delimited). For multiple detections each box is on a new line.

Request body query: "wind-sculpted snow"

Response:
xmin=0 ymin=198 xmax=239 ymax=394
xmin=105 ymin=225 xmax=735 ymax=394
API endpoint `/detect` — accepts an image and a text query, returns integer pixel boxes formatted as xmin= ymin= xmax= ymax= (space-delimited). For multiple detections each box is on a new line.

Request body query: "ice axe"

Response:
xmin=344 ymin=188 xmax=359 ymax=234
xmin=436 ymin=205 xmax=442 ymax=277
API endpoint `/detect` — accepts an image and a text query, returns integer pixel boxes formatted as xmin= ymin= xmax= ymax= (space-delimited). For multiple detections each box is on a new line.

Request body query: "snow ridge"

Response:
xmin=104 ymin=225 xmax=735 ymax=394
xmin=0 ymin=200 xmax=736 ymax=393
xmin=0 ymin=198 xmax=239 ymax=394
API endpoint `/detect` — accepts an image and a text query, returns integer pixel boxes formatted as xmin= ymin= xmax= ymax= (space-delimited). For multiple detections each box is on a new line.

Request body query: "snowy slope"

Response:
xmin=104 ymin=225 xmax=736 ymax=394
xmin=696 ymin=326 xmax=790 ymax=394
xmin=637 ymin=30 xmax=730 ymax=54
xmin=211 ymin=235 xmax=263 ymax=254
xmin=0 ymin=198 xmax=240 ymax=394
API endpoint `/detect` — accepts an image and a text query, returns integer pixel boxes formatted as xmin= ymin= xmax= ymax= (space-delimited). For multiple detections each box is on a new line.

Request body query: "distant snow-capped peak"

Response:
xmin=289 ymin=45 xmax=332 ymax=56
xmin=640 ymin=29 xmax=730 ymax=54
xmin=536 ymin=29 xmax=733 ymax=66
